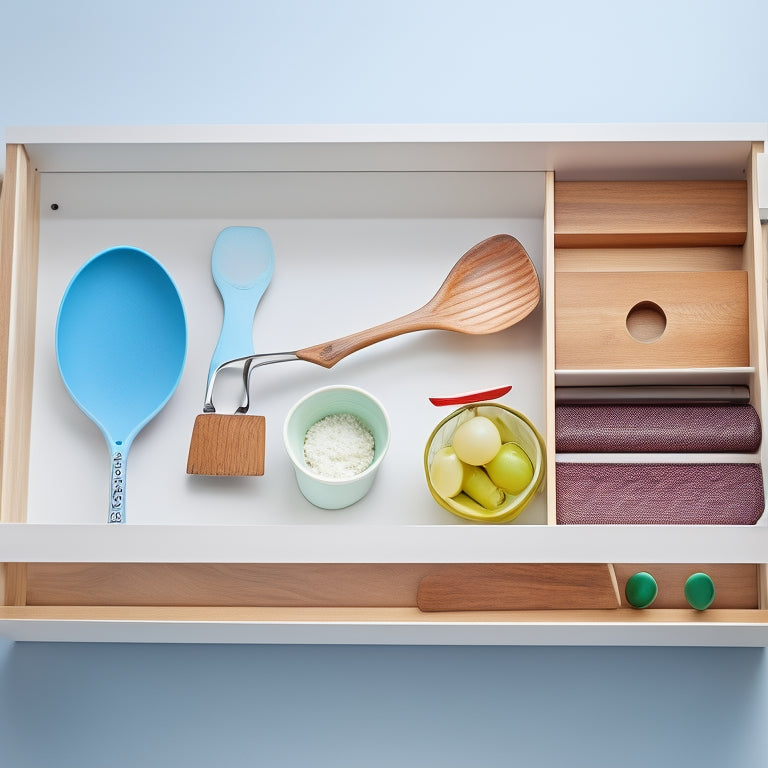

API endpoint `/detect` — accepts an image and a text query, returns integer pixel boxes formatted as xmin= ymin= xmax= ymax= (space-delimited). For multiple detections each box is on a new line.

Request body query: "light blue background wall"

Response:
xmin=1 ymin=1 xmax=767 ymax=765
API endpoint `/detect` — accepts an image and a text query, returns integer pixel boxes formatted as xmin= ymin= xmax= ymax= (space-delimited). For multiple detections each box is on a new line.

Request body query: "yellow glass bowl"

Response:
xmin=424 ymin=403 xmax=545 ymax=523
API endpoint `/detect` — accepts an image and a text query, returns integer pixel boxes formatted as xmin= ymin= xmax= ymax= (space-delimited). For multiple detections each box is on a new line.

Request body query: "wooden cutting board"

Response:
xmin=416 ymin=563 xmax=620 ymax=612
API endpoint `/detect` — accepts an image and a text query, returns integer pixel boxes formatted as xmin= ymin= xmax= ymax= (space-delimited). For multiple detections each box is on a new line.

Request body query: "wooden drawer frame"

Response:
xmin=2 ymin=124 xmax=768 ymax=644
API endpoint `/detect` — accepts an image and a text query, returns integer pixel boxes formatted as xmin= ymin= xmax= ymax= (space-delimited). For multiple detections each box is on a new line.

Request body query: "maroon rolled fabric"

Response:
xmin=555 ymin=404 xmax=761 ymax=453
xmin=556 ymin=462 xmax=764 ymax=525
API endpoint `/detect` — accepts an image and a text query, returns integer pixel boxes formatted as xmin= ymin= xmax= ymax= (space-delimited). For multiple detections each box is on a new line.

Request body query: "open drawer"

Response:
xmin=1 ymin=124 xmax=768 ymax=644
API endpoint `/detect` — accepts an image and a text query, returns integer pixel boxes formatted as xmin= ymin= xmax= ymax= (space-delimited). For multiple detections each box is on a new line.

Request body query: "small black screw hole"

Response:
xmin=50 ymin=203 xmax=59 ymax=211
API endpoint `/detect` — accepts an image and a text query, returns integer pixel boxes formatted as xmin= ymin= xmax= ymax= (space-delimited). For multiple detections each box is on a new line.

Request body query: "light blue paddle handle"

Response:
xmin=207 ymin=227 xmax=274 ymax=384
xmin=108 ymin=442 xmax=126 ymax=524
xmin=207 ymin=280 xmax=270 ymax=382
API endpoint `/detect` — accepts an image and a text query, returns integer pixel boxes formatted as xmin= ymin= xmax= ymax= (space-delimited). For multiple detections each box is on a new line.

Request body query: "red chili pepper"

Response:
xmin=428 ymin=385 xmax=512 ymax=407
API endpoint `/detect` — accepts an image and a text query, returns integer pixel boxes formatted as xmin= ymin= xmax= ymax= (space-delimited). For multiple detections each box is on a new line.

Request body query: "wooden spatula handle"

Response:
xmin=295 ymin=309 xmax=432 ymax=368
xmin=417 ymin=563 xmax=621 ymax=611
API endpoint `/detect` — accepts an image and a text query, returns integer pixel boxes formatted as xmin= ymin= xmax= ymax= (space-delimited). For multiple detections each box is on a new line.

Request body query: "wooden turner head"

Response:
xmin=187 ymin=413 xmax=265 ymax=476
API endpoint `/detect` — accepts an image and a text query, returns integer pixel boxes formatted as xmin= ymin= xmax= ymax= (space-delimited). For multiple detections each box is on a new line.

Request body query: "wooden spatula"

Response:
xmin=416 ymin=563 xmax=620 ymax=611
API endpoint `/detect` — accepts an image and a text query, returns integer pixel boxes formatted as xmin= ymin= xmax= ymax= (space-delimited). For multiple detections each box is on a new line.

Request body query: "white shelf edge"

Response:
xmin=8 ymin=122 xmax=766 ymax=175
xmin=0 ymin=617 xmax=766 ymax=646
xmin=1 ymin=523 xmax=766 ymax=564
xmin=8 ymin=122 xmax=768 ymax=145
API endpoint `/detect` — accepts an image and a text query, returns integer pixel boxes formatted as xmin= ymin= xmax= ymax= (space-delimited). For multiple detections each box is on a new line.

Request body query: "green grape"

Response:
xmin=484 ymin=442 xmax=534 ymax=494
xmin=429 ymin=446 xmax=464 ymax=498
xmin=451 ymin=415 xmax=502 ymax=466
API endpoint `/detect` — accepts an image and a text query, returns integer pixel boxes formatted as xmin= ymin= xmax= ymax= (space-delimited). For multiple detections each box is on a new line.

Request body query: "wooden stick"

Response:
xmin=417 ymin=563 xmax=620 ymax=611
xmin=0 ymin=144 xmax=40 ymax=523
xmin=1 ymin=563 xmax=27 ymax=607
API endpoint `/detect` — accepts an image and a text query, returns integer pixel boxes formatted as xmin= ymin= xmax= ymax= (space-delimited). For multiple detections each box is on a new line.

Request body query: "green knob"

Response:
xmin=625 ymin=571 xmax=658 ymax=609
xmin=684 ymin=572 xmax=715 ymax=611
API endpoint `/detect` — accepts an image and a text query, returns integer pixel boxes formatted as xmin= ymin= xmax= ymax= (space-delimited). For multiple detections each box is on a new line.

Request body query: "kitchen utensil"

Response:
xmin=416 ymin=564 xmax=620 ymax=611
xmin=208 ymin=226 xmax=274 ymax=384
xmin=186 ymin=227 xmax=274 ymax=477
xmin=56 ymin=246 xmax=187 ymax=523
xmin=187 ymin=233 xmax=540 ymax=476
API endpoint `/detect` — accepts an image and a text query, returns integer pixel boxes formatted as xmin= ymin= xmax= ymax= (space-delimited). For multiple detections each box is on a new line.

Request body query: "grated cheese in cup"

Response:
xmin=303 ymin=413 xmax=375 ymax=479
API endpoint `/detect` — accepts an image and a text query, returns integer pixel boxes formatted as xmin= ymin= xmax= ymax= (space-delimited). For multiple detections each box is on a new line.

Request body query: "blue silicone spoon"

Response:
xmin=56 ymin=246 xmax=187 ymax=523
xmin=207 ymin=227 xmax=274 ymax=397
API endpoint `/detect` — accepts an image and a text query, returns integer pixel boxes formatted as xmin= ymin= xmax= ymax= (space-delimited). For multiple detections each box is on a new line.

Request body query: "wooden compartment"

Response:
xmin=2 ymin=125 xmax=768 ymax=645
xmin=555 ymin=270 xmax=749 ymax=369
xmin=552 ymin=175 xmax=767 ymax=531
xmin=553 ymin=180 xmax=748 ymax=247
xmin=554 ymin=180 xmax=754 ymax=372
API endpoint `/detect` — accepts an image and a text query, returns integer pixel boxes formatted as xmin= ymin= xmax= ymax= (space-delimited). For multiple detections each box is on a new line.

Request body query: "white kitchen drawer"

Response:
xmin=1 ymin=123 xmax=767 ymax=644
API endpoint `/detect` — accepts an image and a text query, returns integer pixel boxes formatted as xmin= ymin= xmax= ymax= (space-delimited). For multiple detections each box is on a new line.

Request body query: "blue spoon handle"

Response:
xmin=207 ymin=227 xmax=275 ymax=385
xmin=108 ymin=442 xmax=127 ymax=524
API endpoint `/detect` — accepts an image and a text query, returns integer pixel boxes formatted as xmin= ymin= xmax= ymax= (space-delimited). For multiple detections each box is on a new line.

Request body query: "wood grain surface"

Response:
xmin=555 ymin=270 xmax=749 ymax=369
xmin=416 ymin=563 xmax=620 ymax=611
xmin=0 ymin=144 xmax=40 ymax=523
xmin=26 ymin=563 xmax=430 ymax=607
xmin=186 ymin=414 xmax=266 ymax=476
xmin=554 ymin=180 xmax=747 ymax=248
xmin=21 ymin=562 xmax=761 ymax=612
xmin=1 ymin=564 xmax=28 ymax=607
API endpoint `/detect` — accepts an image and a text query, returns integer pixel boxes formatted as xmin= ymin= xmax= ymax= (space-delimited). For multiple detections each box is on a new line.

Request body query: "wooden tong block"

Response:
xmin=554 ymin=180 xmax=747 ymax=248
xmin=186 ymin=414 xmax=265 ymax=476
xmin=555 ymin=270 xmax=749 ymax=369
xmin=416 ymin=563 xmax=620 ymax=612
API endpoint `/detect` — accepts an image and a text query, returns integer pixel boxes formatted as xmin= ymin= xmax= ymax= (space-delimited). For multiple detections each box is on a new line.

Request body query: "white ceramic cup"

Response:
xmin=283 ymin=385 xmax=391 ymax=509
